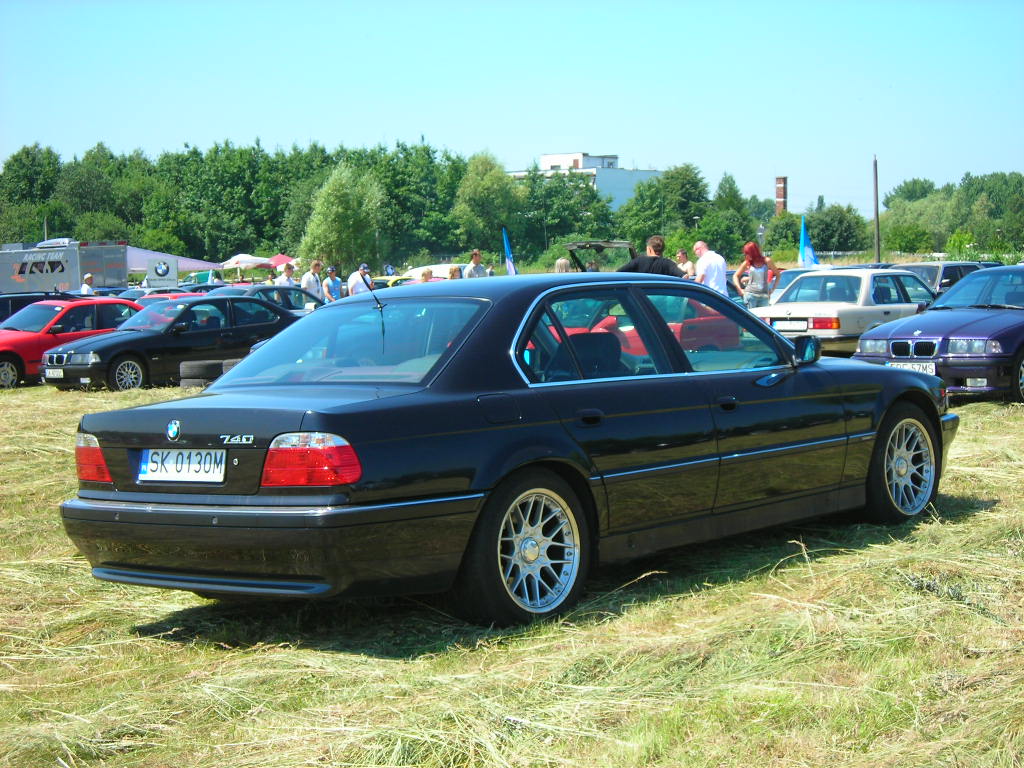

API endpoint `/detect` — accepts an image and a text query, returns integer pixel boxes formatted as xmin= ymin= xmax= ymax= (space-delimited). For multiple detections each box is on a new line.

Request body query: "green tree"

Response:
xmin=73 ymin=211 xmax=130 ymax=241
xmin=745 ymin=194 xmax=775 ymax=223
xmin=692 ymin=208 xmax=751 ymax=261
xmin=945 ymin=228 xmax=976 ymax=256
xmin=452 ymin=153 xmax=521 ymax=252
xmin=53 ymin=161 xmax=115 ymax=216
xmin=886 ymin=221 xmax=933 ymax=253
xmin=807 ymin=204 xmax=869 ymax=252
xmin=764 ymin=211 xmax=801 ymax=250
xmin=883 ymin=177 xmax=936 ymax=208
xmin=0 ymin=143 xmax=61 ymax=205
xmin=298 ymin=161 xmax=386 ymax=271
xmin=614 ymin=176 xmax=666 ymax=247
xmin=0 ymin=202 xmax=45 ymax=243
xmin=712 ymin=173 xmax=745 ymax=216
xmin=660 ymin=163 xmax=710 ymax=230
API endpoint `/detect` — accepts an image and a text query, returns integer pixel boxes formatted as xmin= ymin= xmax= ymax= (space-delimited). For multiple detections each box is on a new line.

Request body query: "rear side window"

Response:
xmin=97 ymin=302 xmax=136 ymax=329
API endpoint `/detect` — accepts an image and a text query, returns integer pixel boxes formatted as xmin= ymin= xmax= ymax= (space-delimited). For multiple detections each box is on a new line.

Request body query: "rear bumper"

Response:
xmin=61 ymin=492 xmax=484 ymax=599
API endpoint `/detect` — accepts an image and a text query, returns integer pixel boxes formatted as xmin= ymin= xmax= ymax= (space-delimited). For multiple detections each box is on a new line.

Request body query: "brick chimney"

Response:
xmin=775 ymin=177 xmax=788 ymax=215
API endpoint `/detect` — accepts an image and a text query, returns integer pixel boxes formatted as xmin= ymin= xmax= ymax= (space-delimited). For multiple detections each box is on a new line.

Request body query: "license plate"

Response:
xmin=138 ymin=448 xmax=226 ymax=482
xmin=773 ymin=320 xmax=807 ymax=331
xmin=45 ymin=368 xmax=64 ymax=379
xmin=887 ymin=361 xmax=936 ymax=375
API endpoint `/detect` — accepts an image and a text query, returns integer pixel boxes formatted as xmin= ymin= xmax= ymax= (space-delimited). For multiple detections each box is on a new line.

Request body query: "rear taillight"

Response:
xmin=260 ymin=432 xmax=362 ymax=487
xmin=810 ymin=317 xmax=841 ymax=330
xmin=76 ymin=433 xmax=112 ymax=483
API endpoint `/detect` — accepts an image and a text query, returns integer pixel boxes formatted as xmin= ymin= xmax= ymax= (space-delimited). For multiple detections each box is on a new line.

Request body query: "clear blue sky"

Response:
xmin=2 ymin=0 xmax=1022 ymax=216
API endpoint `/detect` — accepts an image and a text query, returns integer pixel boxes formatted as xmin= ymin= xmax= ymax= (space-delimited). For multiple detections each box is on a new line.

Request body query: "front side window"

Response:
xmin=895 ymin=274 xmax=934 ymax=303
xmin=644 ymin=288 xmax=785 ymax=372
xmin=59 ymin=305 xmax=96 ymax=332
xmin=182 ymin=302 xmax=228 ymax=331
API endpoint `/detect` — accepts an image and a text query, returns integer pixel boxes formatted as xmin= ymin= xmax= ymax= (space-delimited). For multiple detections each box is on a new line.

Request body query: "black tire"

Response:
xmin=449 ymin=468 xmax=591 ymax=626
xmin=1009 ymin=348 xmax=1024 ymax=403
xmin=180 ymin=360 xmax=225 ymax=379
xmin=866 ymin=402 xmax=940 ymax=523
xmin=222 ymin=358 xmax=243 ymax=374
xmin=107 ymin=355 xmax=147 ymax=391
xmin=0 ymin=355 xmax=23 ymax=389
xmin=179 ymin=378 xmax=210 ymax=389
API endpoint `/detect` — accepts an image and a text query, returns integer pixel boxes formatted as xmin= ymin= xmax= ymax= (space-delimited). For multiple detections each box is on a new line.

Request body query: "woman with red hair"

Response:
xmin=733 ymin=242 xmax=781 ymax=308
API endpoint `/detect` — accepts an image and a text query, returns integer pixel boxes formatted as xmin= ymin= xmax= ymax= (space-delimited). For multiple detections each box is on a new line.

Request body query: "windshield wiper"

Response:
xmin=967 ymin=304 xmax=1021 ymax=310
xmin=0 ymin=325 xmax=19 ymax=331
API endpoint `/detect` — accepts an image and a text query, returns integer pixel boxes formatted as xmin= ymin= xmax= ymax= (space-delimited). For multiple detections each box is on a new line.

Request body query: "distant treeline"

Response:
xmin=0 ymin=140 xmax=1020 ymax=273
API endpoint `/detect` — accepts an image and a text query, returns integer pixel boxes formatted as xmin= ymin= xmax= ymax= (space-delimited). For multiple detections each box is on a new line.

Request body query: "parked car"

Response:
xmin=59 ymin=273 xmax=958 ymax=626
xmin=206 ymin=284 xmax=324 ymax=316
xmin=886 ymin=261 xmax=982 ymax=295
xmin=853 ymin=265 xmax=1024 ymax=401
xmin=135 ymin=292 xmax=203 ymax=308
xmin=768 ymin=267 xmax=818 ymax=302
xmin=42 ymin=295 xmax=298 ymax=391
xmin=0 ymin=298 xmax=141 ymax=388
xmin=117 ymin=286 xmax=185 ymax=301
xmin=754 ymin=268 xmax=935 ymax=354
xmin=0 ymin=291 xmax=81 ymax=322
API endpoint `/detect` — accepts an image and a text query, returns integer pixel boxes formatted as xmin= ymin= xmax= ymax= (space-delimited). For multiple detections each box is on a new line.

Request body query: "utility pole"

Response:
xmin=873 ymin=156 xmax=881 ymax=261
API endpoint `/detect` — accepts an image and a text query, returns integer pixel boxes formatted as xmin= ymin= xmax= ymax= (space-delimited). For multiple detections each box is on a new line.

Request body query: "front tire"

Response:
xmin=866 ymin=402 xmax=939 ymax=522
xmin=450 ymin=468 xmax=591 ymax=626
xmin=0 ymin=355 xmax=21 ymax=388
xmin=107 ymin=355 xmax=147 ymax=391
xmin=1009 ymin=348 xmax=1024 ymax=403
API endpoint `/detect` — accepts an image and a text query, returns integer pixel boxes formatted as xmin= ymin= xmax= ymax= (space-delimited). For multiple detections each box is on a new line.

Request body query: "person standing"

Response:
xmin=617 ymin=235 xmax=686 ymax=277
xmin=79 ymin=273 xmax=95 ymax=295
xmin=322 ymin=266 xmax=343 ymax=301
xmin=275 ymin=262 xmax=296 ymax=286
xmin=347 ymin=263 xmax=372 ymax=295
xmin=675 ymin=249 xmax=697 ymax=279
xmin=465 ymin=249 xmax=488 ymax=278
xmin=693 ymin=241 xmax=728 ymax=296
xmin=301 ymin=259 xmax=325 ymax=300
xmin=733 ymin=242 xmax=781 ymax=309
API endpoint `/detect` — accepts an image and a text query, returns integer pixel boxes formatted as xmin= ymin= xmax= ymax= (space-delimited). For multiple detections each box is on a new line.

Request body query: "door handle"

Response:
xmin=575 ymin=408 xmax=604 ymax=426
xmin=715 ymin=396 xmax=738 ymax=411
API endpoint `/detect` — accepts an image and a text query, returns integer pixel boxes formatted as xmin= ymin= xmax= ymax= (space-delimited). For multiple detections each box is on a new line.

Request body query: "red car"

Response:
xmin=0 ymin=298 xmax=142 ymax=388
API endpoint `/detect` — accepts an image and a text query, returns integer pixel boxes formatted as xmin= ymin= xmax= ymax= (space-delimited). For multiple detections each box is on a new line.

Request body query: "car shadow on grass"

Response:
xmin=132 ymin=493 xmax=993 ymax=658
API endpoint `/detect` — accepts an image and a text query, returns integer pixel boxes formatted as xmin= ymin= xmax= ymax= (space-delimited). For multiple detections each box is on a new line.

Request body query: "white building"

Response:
xmin=509 ymin=153 xmax=661 ymax=211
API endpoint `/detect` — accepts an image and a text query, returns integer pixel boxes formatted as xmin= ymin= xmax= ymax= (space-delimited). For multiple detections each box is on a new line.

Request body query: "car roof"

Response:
xmin=33 ymin=297 xmax=139 ymax=308
xmin=788 ymin=268 xmax=917 ymax=279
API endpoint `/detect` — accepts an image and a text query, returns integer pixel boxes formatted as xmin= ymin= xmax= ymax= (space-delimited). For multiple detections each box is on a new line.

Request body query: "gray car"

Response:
xmin=206 ymin=284 xmax=324 ymax=316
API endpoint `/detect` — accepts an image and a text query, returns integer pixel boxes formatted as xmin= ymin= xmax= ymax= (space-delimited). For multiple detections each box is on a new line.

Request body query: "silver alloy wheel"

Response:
xmin=1017 ymin=356 xmax=1024 ymax=400
xmin=884 ymin=417 xmax=936 ymax=516
xmin=497 ymin=487 xmax=581 ymax=613
xmin=0 ymin=359 xmax=17 ymax=388
xmin=113 ymin=359 xmax=144 ymax=390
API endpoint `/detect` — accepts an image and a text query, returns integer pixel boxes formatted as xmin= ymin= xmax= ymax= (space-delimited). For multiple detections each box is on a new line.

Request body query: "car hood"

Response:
xmin=47 ymin=328 xmax=161 ymax=355
xmin=862 ymin=308 xmax=1024 ymax=339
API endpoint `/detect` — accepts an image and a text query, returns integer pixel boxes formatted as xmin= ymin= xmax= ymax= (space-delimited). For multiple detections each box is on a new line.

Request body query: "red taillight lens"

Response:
xmin=810 ymin=317 xmax=841 ymax=330
xmin=76 ymin=433 xmax=112 ymax=483
xmin=260 ymin=432 xmax=362 ymax=487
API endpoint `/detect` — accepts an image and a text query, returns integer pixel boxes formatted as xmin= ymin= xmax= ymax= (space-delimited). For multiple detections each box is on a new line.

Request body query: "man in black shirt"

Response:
xmin=617 ymin=235 xmax=686 ymax=277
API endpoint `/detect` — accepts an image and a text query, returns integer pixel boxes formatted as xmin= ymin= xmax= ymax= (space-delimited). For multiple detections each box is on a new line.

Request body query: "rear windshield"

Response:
xmin=217 ymin=297 xmax=489 ymax=386
xmin=776 ymin=275 xmax=862 ymax=304
xmin=902 ymin=265 xmax=939 ymax=285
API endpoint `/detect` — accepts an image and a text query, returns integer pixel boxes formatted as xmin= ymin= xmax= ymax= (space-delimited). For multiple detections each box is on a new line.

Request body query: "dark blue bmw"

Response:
xmin=853 ymin=265 xmax=1024 ymax=401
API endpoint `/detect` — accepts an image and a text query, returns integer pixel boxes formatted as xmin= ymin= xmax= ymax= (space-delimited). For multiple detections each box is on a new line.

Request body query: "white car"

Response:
xmin=754 ymin=268 xmax=935 ymax=354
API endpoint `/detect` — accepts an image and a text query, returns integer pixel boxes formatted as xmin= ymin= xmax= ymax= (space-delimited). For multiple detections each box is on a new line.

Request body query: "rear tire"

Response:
xmin=0 ymin=355 xmax=22 ymax=388
xmin=866 ymin=402 xmax=939 ymax=523
xmin=107 ymin=355 xmax=147 ymax=391
xmin=449 ymin=468 xmax=591 ymax=626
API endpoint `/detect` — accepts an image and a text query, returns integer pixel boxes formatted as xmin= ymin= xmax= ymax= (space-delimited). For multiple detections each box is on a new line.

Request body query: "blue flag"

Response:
xmin=799 ymin=215 xmax=818 ymax=266
xmin=502 ymin=225 xmax=518 ymax=275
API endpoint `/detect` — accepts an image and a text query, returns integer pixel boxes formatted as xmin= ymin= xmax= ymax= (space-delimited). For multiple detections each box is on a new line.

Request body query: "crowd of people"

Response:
xmin=617 ymin=235 xmax=783 ymax=307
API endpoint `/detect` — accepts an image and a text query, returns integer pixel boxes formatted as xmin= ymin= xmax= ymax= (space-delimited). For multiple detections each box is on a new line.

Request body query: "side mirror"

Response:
xmin=916 ymin=302 xmax=929 ymax=313
xmin=171 ymin=321 xmax=190 ymax=334
xmin=49 ymin=324 xmax=64 ymax=334
xmin=304 ymin=302 xmax=317 ymax=311
xmin=793 ymin=335 xmax=821 ymax=365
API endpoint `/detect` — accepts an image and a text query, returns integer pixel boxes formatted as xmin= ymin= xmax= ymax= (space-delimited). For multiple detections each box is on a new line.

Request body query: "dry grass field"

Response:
xmin=1 ymin=384 xmax=1022 ymax=767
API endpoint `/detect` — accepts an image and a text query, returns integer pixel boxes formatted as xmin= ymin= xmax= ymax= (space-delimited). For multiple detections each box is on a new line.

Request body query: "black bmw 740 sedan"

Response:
xmin=62 ymin=273 xmax=960 ymax=625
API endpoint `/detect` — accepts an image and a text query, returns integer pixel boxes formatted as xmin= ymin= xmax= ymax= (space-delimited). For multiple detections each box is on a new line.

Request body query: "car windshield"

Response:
xmin=775 ymin=275 xmax=861 ymax=304
xmin=217 ymin=297 xmax=489 ymax=387
xmin=0 ymin=303 xmax=64 ymax=332
xmin=901 ymin=265 xmax=940 ymax=285
xmin=118 ymin=302 xmax=188 ymax=331
xmin=931 ymin=270 xmax=1024 ymax=309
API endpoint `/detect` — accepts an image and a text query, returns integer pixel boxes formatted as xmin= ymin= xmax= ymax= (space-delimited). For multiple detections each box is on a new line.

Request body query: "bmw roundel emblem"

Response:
xmin=166 ymin=420 xmax=181 ymax=441
xmin=155 ymin=261 xmax=171 ymax=277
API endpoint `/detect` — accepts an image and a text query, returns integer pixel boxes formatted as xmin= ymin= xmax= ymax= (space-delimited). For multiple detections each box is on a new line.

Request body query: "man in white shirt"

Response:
xmin=80 ymin=273 xmax=95 ymax=295
xmin=464 ymin=249 xmax=487 ymax=278
xmin=693 ymin=241 xmax=728 ymax=296
xmin=347 ymin=263 xmax=372 ymax=295
xmin=275 ymin=263 xmax=296 ymax=286
xmin=300 ymin=260 xmax=325 ymax=300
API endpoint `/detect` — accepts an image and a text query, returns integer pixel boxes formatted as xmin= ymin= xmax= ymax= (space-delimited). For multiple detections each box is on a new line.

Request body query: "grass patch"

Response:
xmin=1 ymin=386 xmax=1022 ymax=766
